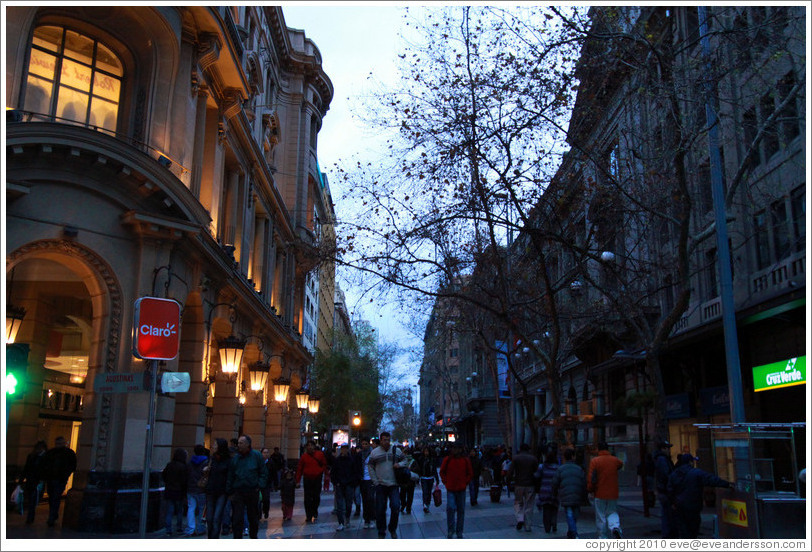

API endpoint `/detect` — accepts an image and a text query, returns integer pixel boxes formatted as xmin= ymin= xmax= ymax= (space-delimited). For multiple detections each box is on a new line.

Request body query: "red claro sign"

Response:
xmin=133 ymin=297 xmax=181 ymax=360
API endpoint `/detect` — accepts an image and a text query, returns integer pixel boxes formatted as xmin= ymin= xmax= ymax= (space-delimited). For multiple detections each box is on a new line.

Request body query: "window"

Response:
xmin=24 ymin=26 xmax=123 ymax=133
xmin=771 ymin=200 xmax=791 ymax=262
xmin=705 ymin=248 xmax=718 ymax=298
xmin=760 ymin=93 xmax=779 ymax=160
xmin=753 ymin=210 xmax=770 ymax=270
xmin=790 ymin=186 xmax=805 ymax=253
xmin=777 ymin=72 xmax=801 ymax=144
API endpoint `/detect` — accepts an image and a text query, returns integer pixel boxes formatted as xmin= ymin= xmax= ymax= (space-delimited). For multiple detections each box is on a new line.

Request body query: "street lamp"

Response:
xmin=295 ymin=387 xmax=310 ymax=411
xmin=272 ymin=376 xmax=290 ymax=404
xmin=307 ymin=395 xmax=320 ymax=414
xmin=248 ymin=359 xmax=270 ymax=400
xmin=6 ymin=305 xmax=26 ymax=344
xmin=218 ymin=335 xmax=246 ymax=378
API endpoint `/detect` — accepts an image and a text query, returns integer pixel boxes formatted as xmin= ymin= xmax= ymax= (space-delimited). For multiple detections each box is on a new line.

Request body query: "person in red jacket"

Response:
xmin=587 ymin=442 xmax=624 ymax=538
xmin=439 ymin=443 xmax=473 ymax=539
xmin=296 ymin=440 xmax=327 ymax=523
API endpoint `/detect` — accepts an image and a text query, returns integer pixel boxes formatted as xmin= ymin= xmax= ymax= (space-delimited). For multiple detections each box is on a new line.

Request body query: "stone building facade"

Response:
xmin=5 ymin=5 xmax=333 ymax=532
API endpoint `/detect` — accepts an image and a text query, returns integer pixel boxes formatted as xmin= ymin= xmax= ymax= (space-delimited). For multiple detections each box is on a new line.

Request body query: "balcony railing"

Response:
xmin=750 ymin=251 xmax=806 ymax=295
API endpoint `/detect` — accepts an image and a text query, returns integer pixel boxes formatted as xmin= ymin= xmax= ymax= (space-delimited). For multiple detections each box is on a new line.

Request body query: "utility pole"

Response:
xmin=698 ymin=6 xmax=746 ymax=423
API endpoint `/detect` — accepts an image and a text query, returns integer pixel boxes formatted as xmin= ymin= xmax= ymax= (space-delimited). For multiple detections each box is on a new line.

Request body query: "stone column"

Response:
xmin=211 ymin=377 xmax=239 ymax=443
xmin=265 ymin=401 xmax=286 ymax=453
xmin=285 ymin=407 xmax=302 ymax=465
xmin=242 ymin=393 xmax=266 ymax=449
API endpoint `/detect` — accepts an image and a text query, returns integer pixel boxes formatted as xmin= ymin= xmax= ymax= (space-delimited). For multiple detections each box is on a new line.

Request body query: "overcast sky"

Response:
xmin=282 ymin=4 xmax=423 ymax=389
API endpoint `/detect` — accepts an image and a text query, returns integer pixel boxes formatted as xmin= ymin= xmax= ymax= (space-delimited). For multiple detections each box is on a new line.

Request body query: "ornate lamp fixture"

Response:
xmin=295 ymin=387 xmax=310 ymax=411
xmin=6 ymin=304 xmax=26 ymax=344
xmin=248 ymin=359 xmax=270 ymax=399
xmin=272 ymin=376 xmax=290 ymax=404
xmin=307 ymin=395 xmax=320 ymax=414
xmin=218 ymin=335 xmax=246 ymax=377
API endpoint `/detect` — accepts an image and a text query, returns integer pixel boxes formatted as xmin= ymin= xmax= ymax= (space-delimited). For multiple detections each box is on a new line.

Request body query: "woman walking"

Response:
xmin=535 ymin=449 xmax=560 ymax=533
xmin=205 ymin=438 xmax=232 ymax=538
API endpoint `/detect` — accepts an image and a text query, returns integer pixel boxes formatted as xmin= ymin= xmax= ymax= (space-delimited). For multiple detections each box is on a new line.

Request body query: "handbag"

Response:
xmin=432 ymin=484 xmax=442 ymax=506
xmin=197 ymin=460 xmax=211 ymax=489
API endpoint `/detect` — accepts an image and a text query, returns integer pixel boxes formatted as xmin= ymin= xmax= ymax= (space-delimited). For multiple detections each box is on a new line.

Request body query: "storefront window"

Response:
xmin=24 ymin=26 xmax=123 ymax=133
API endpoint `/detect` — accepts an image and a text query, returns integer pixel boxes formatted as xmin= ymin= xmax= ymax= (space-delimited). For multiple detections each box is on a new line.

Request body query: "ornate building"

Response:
xmin=6 ymin=6 xmax=332 ymax=532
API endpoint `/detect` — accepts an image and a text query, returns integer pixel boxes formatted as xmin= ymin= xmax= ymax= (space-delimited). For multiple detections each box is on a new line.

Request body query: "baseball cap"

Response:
xmin=658 ymin=440 xmax=673 ymax=448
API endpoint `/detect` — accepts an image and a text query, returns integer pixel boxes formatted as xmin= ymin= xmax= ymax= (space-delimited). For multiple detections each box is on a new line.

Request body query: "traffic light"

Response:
xmin=5 ymin=343 xmax=29 ymax=397
xmin=5 ymin=371 xmax=18 ymax=395
xmin=351 ymin=410 xmax=362 ymax=427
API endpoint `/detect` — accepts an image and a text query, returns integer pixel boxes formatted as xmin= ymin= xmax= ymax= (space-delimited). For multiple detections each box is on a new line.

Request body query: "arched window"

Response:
xmin=24 ymin=25 xmax=123 ymax=133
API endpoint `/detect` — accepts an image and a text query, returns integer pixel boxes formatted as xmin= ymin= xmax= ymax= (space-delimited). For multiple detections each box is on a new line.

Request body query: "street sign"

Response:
xmin=93 ymin=371 xmax=148 ymax=394
xmin=133 ymin=297 xmax=181 ymax=360
xmin=161 ymin=372 xmax=191 ymax=393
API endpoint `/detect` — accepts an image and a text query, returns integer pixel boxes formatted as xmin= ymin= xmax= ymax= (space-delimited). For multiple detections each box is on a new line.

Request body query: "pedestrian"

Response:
xmin=439 ymin=442 xmax=473 ymax=539
xmin=205 ymin=438 xmax=231 ymax=538
xmin=359 ymin=438 xmax=376 ymax=528
xmin=667 ymin=453 xmax=732 ymax=538
xmin=259 ymin=447 xmax=273 ymax=520
xmin=654 ymin=440 xmax=676 ymax=538
xmin=279 ymin=468 xmax=296 ymax=521
xmin=368 ymin=431 xmax=406 ymax=538
xmin=295 ymin=439 xmax=327 ymax=523
xmin=587 ymin=441 xmax=624 ymax=538
xmin=535 ymin=448 xmax=560 ymax=533
xmin=331 ymin=443 xmax=362 ymax=531
xmin=226 ymin=434 xmax=266 ymax=539
xmin=468 ymin=448 xmax=482 ymax=506
xmin=186 ymin=444 xmax=209 ymax=536
xmin=351 ymin=445 xmax=363 ymax=516
xmin=551 ymin=448 xmax=587 ymax=539
xmin=509 ymin=443 xmax=537 ymax=532
xmin=40 ymin=436 xmax=77 ymax=529
xmin=162 ymin=447 xmax=188 ymax=536
xmin=20 ymin=440 xmax=48 ymax=524
xmin=502 ymin=450 xmax=513 ymax=497
xmin=270 ymin=446 xmax=285 ymax=492
xmin=398 ymin=446 xmax=416 ymax=515
xmin=415 ymin=446 xmax=439 ymax=513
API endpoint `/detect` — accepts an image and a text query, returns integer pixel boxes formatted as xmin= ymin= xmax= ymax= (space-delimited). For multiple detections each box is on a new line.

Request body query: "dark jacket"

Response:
xmin=279 ymin=476 xmax=296 ymax=504
xmin=551 ymin=461 xmax=587 ymax=507
xmin=331 ymin=452 xmax=362 ymax=487
xmin=162 ymin=451 xmax=189 ymax=500
xmin=42 ymin=446 xmax=77 ymax=484
xmin=469 ymin=455 xmax=483 ymax=479
xmin=535 ymin=462 xmax=559 ymax=505
xmin=227 ymin=448 xmax=267 ymax=494
xmin=654 ymin=450 xmax=674 ymax=494
xmin=509 ymin=450 xmax=539 ymax=487
xmin=206 ymin=452 xmax=231 ymax=496
xmin=667 ymin=464 xmax=730 ymax=513
xmin=22 ymin=450 xmax=47 ymax=487
xmin=187 ymin=454 xmax=209 ymax=495
xmin=414 ymin=452 xmax=439 ymax=483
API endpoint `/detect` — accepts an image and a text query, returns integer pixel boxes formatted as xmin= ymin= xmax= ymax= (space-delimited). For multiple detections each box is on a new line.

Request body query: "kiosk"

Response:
xmin=695 ymin=423 xmax=805 ymax=539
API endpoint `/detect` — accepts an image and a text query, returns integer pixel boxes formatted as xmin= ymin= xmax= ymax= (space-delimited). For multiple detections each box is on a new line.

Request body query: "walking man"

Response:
xmin=439 ymin=443 xmax=473 ymax=538
xmin=667 ymin=453 xmax=732 ymax=538
xmin=226 ymin=434 xmax=266 ymax=538
xmin=295 ymin=440 xmax=327 ymax=523
xmin=587 ymin=441 xmax=624 ymax=538
xmin=551 ymin=448 xmax=587 ymax=539
xmin=41 ymin=436 xmax=77 ymax=528
xmin=359 ymin=438 xmax=376 ymax=528
xmin=509 ymin=443 xmax=538 ymax=532
xmin=331 ymin=443 xmax=362 ymax=531
xmin=468 ymin=448 xmax=482 ymax=506
xmin=654 ymin=440 xmax=676 ymax=538
xmin=368 ymin=431 xmax=405 ymax=538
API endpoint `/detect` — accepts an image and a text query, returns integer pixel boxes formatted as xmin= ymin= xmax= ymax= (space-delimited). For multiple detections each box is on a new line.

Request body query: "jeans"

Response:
xmin=375 ymin=484 xmax=400 ymax=536
xmin=230 ymin=488 xmax=260 ymax=539
xmin=186 ymin=493 xmax=206 ymax=534
xmin=335 ymin=483 xmax=356 ymax=524
xmin=542 ymin=503 xmax=558 ymax=532
xmin=24 ymin=482 xmax=42 ymax=523
xmin=46 ymin=480 xmax=67 ymax=524
xmin=565 ymin=505 xmax=580 ymax=538
xmin=658 ymin=492 xmax=676 ymax=538
xmin=399 ymin=482 xmax=415 ymax=512
xmin=164 ymin=497 xmax=185 ymax=534
xmin=594 ymin=497 xmax=621 ymax=538
xmin=446 ymin=489 xmax=466 ymax=537
xmin=260 ymin=486 xmax=272 ymax=518
xmin=302 ymin=477 xmax=322 ymax=521
xmin=360 ymin=480 xmax=376 ymax=522
xmin=206 ymin=493 xmax=227 ymax=538
xmin=468 ymin=478 xmax=479 ymax=504
xmin=420 ymin=478 xmax=435 ymax=508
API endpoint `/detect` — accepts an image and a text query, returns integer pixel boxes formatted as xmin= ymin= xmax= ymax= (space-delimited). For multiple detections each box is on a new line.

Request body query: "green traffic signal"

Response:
xmin=6 ymin=372 xmax=18 ymax=395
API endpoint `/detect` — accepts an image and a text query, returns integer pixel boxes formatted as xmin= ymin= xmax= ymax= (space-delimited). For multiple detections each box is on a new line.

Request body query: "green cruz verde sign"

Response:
xmin=752 ymin=356 xmax=806 ymax=393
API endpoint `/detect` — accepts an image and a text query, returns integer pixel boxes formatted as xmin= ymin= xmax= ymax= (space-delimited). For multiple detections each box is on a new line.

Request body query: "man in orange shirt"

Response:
xmin=587 ymin=442 xmax=624 ymax=538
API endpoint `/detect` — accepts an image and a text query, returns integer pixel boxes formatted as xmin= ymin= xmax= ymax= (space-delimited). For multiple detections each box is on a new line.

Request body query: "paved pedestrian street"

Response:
xmin=5 ymin=485 xmax=720 ymax=541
